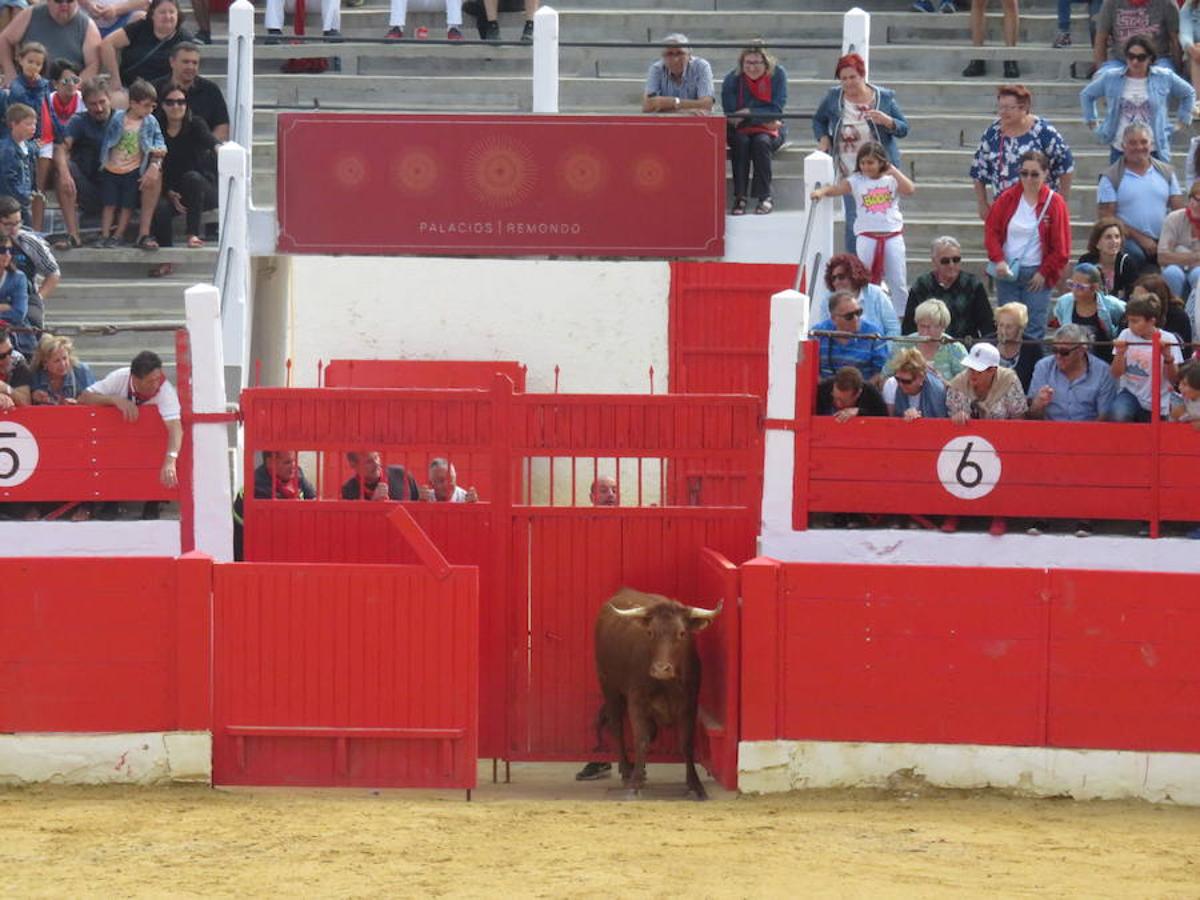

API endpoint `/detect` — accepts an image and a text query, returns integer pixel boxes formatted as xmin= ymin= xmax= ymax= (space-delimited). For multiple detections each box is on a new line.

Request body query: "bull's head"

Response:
xmin=610 ymin=600 xmax=722 ymax=681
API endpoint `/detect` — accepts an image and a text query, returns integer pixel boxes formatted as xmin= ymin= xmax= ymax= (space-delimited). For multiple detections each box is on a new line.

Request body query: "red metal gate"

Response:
xmin=239 ymin=376 xmax=762 ymax=788
xmin=211 ymin=559 xmax=479 ymax=789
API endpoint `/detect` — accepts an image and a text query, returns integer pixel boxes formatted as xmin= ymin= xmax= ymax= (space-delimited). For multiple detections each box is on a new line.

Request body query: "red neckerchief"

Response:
xmin=742 ymin=72 xmax=772 ymax=103
xmin=1186 ymin=207 xmax=1200 ymax=240
xmin=50 ymin=91 xmax=79 ymax=126
xmin=127 ymin=377 xmax=162 ymax=405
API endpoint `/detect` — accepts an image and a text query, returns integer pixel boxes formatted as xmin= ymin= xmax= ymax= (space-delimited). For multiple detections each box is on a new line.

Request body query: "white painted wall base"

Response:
xmin=0 ymin=522 xmax=180 ymax=557
xmin=739 ymin=740 xmax=1200 ymax=806
xmin=759 ymin=529 xmax=1200 ymax=574
xmin=0 ymin=732 xmax=211 ymax=785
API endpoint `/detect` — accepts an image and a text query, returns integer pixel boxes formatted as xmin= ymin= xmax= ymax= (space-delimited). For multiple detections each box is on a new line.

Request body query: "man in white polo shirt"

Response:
xmin=82 ymin=349 xmax=182 ymax=490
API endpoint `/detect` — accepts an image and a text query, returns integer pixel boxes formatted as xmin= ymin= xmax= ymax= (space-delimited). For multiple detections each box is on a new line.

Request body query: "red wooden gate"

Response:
xmin=211 ymin=560 xmax=479 ymax=789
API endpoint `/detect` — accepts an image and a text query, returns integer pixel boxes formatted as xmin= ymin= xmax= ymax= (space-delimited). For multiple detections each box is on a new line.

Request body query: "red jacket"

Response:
xmin=984 ymin=183 xmax=1072 ymax=285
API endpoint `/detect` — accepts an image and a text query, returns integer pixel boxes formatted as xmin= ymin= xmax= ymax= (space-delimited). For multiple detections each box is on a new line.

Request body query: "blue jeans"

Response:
xmin=1057 ymin=0 xmax=1102 ymax=36
xmin=1123 ymin=237 xmax=1151 ymax=270
xmin=1108 ymin=387 xmax=1151 ymax=422
xmin=1161 ymin=264 xmax=1200 ymax=301
xmin=995 ymin=264 xmax=1053 ymax=342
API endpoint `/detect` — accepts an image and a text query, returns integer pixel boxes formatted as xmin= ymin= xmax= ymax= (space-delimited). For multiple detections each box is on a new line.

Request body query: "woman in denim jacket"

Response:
xmin=1081 ymin=34 xmax=1194 ymax=163
xmin=812 ymin=52 xmax=908 ymax=246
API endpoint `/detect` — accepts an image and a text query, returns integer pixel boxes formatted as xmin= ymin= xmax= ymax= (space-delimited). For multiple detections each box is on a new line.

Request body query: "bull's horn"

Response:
xmin=687 ymin=600 xmax=723 ymax=620
xmin=608 ymin=603 xmax=651 ymax=618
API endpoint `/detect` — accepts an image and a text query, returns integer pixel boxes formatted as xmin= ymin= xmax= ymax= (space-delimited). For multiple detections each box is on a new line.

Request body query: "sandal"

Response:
xmin=53 ymin=234 xmax=81 ymax=251
xmin=731 ymin=196 xmax=747 ymax=216
xmin=136 ymin=234 xmax=159 ymax=251
xmin=755 ymin=197 xmax=774 ymax=215
xmin=148 ymin=262 xmax=175 ymax=278
xmin=186 ymin=235 xmax=205 ymax=248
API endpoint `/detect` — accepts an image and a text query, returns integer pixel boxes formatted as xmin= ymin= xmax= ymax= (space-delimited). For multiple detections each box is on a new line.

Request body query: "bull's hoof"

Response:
xmin=687 ymin=787 xmax=708 ymax=802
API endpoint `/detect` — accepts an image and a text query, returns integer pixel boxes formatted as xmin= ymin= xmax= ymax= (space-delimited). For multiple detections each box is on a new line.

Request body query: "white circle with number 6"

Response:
xmin=937 ymin=435 xmax=1000 ymax=500
xmin=0 ymin=422 xmax=39 ymax=487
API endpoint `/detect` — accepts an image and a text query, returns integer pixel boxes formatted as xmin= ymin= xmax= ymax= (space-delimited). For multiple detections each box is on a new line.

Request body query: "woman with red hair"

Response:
xmin=808 ymin=252 xmax=901 ymax=337
xmin=812 ymin=52 xmax=908 ymax=247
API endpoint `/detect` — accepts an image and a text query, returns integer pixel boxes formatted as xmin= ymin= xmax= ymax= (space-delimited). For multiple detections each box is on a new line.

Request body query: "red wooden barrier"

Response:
xmin=0 ymin=407 xmax=179 ymax=503
xmin=741 ymin=560 xmax=1200 ymax=753
xmin=695 ymin=548 xmax=740 ymax=791
xmin=789 ymin=339 xmax=1200 ymax=532
xmin=0 ymin=554 xmax=211 ymax=733
xmin=211 ymin=562 xmax=479 ymax=789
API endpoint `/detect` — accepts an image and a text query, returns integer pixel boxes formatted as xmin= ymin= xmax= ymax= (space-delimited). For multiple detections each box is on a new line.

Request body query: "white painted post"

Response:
xmin=217 ymin=142 xmax=251 ymax=385
xmin=842 ymin=7 xmax=870 ymax=80
xmin=532 ymin=5 xmax=560 ymax=113
xmin=761 ymin=289 xmax=807 ymax=546
xmin=803 ymin=150 xmax=837 ymax=324
xmin=227 ymin=0 xmax=255 ymax=153
xmin=185 ymin=284 xmax=233 ymax=562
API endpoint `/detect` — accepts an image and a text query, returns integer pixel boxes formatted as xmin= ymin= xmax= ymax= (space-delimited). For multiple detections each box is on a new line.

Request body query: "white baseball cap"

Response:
xmin=962 ymin=342 xmax=1000 ymax=372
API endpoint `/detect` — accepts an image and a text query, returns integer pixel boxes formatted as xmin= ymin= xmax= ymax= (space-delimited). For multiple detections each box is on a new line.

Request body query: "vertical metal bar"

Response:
xmin=1150 ymin=330 xmax=1162 ymax=538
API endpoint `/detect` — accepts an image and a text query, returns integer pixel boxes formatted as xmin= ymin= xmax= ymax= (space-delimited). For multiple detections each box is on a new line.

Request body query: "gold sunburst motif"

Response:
xmin=464 ymin=137 xmax=537 ymax=207
xmin=632 ymin=155 xmax=669 ymax=193
xmin=391 ymin=149 xmax=439 ymax=195
xmin=333 ymin=153 xmax=368 ymax=190
xmin=558 ymin=148 xmax=608 ymax=196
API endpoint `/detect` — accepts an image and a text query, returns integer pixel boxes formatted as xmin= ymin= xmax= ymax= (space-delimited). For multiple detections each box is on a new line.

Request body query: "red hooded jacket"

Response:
xmin=984 ymin=182 xmax=1072 ymax=285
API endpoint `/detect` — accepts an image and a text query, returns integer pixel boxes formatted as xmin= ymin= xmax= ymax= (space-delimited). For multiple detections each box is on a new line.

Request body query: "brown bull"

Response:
xmin=594 ymin=587 xmax=722 ymax=799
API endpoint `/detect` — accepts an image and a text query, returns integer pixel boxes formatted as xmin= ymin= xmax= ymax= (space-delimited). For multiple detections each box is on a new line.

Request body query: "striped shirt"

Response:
xmin=814 ymin=317 xmax=891 ymax=379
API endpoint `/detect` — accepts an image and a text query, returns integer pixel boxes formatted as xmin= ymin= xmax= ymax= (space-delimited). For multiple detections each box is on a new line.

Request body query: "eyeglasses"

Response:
xmin=162 ymin=98 xmax=186 ymax=106
xmin=836 ymin=308 xmax=864 ymax=320
xmin=743 ymin=59 xmax=766 ymax=67
xmin=663 ymin=49 xmax=685 ymax=57
xmin=60 ymin=75 xmax=80 ymax=84
xmin=1018 ymin=169 xmax=1043 ymax=178
xmin=938 ymin=256 xmax=962 ymax=265
xmin=895 ymin=374 xmax=921 ymax=385
xmin=996 ymin=104 xmax=1019 ymax=113
xmin=1053 ymin=346 xmax=1078 ymax=357
xmin=1066 ymin=279 xmax=1095 ymax=291
xmin=1126 ymin=52 xmax=1150 ymax=61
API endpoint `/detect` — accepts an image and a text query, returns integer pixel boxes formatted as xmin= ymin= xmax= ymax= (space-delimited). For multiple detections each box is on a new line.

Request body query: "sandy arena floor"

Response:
xmin=2 ymin=763 xmax=1199 ymax=898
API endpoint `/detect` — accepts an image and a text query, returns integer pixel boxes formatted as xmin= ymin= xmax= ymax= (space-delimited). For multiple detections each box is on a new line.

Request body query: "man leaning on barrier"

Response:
xmin=1027 ymin=323 xmax=1118 ymax=422
xmin=232 ymin=450 xmax=315 ymax=560
xmin=816 ymin=365 xmax=887 ymax=422
xmin=420 ymin=457 xmax=478 ymax=503
xmin=642 ymin=33 xmax=714 ymax=115
xmin=812 ymin=289 xmax=890 ymax=383
xmin=341 ymin=450 xmax=421 ymax=501
xmin=81 ymin=349 xmax=182 ymax=494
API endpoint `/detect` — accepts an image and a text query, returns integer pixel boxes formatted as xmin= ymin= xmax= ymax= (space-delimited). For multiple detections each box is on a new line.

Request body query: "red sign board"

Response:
xmin=276 ymin=114 xmax=725 ymax=258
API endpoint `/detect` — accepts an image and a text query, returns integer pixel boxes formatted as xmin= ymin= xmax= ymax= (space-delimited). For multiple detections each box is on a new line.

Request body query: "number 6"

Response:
xmin=955 ymin=441 xmax=984 ymax=489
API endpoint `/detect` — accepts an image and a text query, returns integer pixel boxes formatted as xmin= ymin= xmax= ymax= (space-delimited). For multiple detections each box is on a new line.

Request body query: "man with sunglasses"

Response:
xmin=642 ymin=33 xmax=713 ymax=115
xmin=0 ymin=0 xmax=101 ymax=88
xmin=0 ymin=194 xmax=58 ymax=333
xmin=0 ymin=323 xmax=32 ymax=409
xmin=903 ymin=235 xmax=994 ymax=340
xmin=1027 ymin=323 xmax=1117 ymax=421
xmin=812 ymin=289 xmax=890 ymax=382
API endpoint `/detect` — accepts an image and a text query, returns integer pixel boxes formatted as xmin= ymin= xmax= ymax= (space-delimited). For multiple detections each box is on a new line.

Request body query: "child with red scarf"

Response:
xmin=720 ymin=44 xmax=787 ymax=216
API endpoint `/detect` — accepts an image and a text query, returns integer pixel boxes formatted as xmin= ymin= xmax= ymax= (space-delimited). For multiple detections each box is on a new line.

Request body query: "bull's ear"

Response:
xmin=687 ymin=617 xmax=714 ymax=632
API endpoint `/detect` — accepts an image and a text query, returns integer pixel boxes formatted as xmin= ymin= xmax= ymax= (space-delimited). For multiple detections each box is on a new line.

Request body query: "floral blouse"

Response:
xmin=969 ymin=116 xmax=1075 ymax=195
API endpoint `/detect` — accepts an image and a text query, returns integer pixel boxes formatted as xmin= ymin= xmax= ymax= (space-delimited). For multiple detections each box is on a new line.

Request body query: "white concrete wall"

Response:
xmin=0 ymin=732 xmax=211 ymax=785
xmin=739 ymin=740 xmax=1200 ymax=806
xmin=0 ymin=523 xmax=179 ymax=557
xmin=282 ymin=257 xmax=671 ymax=393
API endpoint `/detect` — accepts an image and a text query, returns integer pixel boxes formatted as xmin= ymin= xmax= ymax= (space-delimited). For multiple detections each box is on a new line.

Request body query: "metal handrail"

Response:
xmin=793 ymin=184 xmax=824 ymax=293
xmin=228 ymin=32 xmax=246 ymax=150
xmin=253 ymin=36 xmax=843 ymax=50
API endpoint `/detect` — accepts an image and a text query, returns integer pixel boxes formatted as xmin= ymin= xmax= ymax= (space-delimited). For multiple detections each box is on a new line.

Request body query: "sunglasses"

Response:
xmin=895 ymin=374 xmax=920 ymax=385
xmin=1126 ymin=52 xmax=1150 ymax=61
xmin=837 ymin=309 xmax=864 ymax=319
xmin=663 ymin=49 xmax=685 ymax=57
xmin=1018 ymin=169 xmax=1043 ymax=178
xmin=0 ymin=247 xmax=12 ymax=255
xmin=0 ymin=348 xmax=12 ymax=360
xmin=938 ymin=256 xmax=962 ymax=265
xmin=1054 ymin=346 xmax=1077 ymax=357
xmin=1066 ymin=280 xmax=1095 ymax=291
xmin=161 ymin=98 xmax=186 ymax=106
